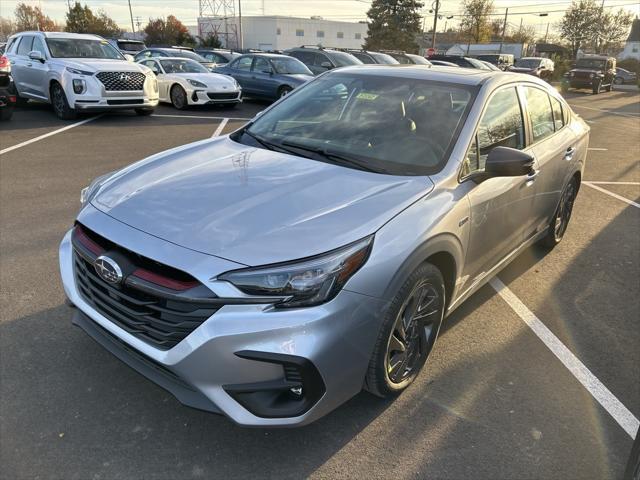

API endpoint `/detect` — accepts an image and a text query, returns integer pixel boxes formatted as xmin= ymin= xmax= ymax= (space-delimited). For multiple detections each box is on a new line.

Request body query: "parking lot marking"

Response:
xmin=583 ymin=182 xmax=640 ymax=208
xmin=211 ymin=118 xmax=229 ymax=137
xmin=587 ymin=148 xmax=608 ymax=151
xmin=571 ymin=104 xmax=640 ymax=118
xmin=490 ymin=277 xmax=639 ymax=439
xmin=586 ymin=181 xmax=640 ymax=185
xmin=152 ymin=114 xmax=251 ymax=121
xmin=0 ymin=115 xmax=102 ymax=156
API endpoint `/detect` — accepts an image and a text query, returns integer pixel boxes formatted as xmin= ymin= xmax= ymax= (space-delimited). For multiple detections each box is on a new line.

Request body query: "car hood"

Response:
xmin=53 ymin=58 xmax=145 ymax=73
xmin=510 ymin=66 xmax=538 ymax=73
xmin=165 ymin=72 xmax=237 ymax=88
xmin=92 ymin=137 xmax=433 ymax=265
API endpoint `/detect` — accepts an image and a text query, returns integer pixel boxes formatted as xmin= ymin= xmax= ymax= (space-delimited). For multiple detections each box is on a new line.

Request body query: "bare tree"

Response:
xmin=459 ymin=0 xmax=494 ymax=43
xmin=593 ymin=7 xmax=633 ymax=53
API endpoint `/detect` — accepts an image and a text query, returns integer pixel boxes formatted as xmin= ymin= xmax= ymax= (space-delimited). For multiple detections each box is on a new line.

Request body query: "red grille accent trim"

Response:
xmin=73 ymin=225 xmax=104 ymax=255
xmin=132 ymin=268 xmax=199 ymax=291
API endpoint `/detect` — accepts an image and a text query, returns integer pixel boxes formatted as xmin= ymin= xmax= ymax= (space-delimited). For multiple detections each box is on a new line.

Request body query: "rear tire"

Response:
xmin=0 ymin=106 xmax=14 ymax=120
xmin=592 ymin=81 xmax=601 ymax=95
xmin=170 ymin=84 xmax=187 ymax=110
xmin=50 ymin=82 xmax=77 ymax=120
xmin=539 ymin=177 xmax=578 ymax=249
xmin=364 ymin=263 xmax=445 ymax=398
xmin=134 ymin=108 xmax=154 ymax=116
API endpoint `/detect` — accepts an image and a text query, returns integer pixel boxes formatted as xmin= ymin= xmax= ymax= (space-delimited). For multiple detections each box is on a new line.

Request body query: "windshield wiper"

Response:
xmin=280 ymin=141 xmax=384 ymax=174
xmin=242 ymin=129 xmax=283 ymax=152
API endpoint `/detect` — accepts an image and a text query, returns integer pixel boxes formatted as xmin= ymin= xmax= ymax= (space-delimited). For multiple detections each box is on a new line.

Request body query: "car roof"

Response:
xmin=240 ymin=52 xmax=290 ymax=58
xmin=14 ymin=31 xmax=104 ymax=41
xmin=334 ymin=64 xmax=499 ymax=85
xmin=151 ymin=57 xmax=202 ymax=62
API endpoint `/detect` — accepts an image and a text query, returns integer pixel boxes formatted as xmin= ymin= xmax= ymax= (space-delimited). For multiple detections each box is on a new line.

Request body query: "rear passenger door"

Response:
xmin=9 ymin=35 xmax=33 ymax=96
xmin=228 ymin=56 xmax=253 ymax=91
xmin=250 ymin=57 xmax=278 ymax=98
xmin=523 ymin=85 xmax=577 ymax=234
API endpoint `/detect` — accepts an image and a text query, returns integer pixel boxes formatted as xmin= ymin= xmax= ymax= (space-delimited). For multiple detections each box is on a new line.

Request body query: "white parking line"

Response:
xmin=490 ymin=277 xmax=639 ymax=439
xmin=587 ymin=148 xmax=608 ymax=151
xmin=586 ymin=181 xmax=640 ymax=185
xmin=211 ymin=118 xmax=229 ymax=137
xmin=583 ymin=182 xmax=640 ymax=208
xmin=151 ymin=114 xmax=251 ymax=121
xmin=0 ymin=115 xmax=102 ymax=156
xmin=571 ymin=104 xmax=640 ymax=118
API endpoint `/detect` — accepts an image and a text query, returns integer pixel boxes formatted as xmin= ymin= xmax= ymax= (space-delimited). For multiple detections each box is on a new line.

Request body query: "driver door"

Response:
xmin=461 ymin=85 xmax=538 ymax=286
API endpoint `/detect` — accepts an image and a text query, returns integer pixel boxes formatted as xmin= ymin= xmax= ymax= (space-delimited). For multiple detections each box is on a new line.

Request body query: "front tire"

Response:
xmin=592 ymin=81 xmax=601 ymax=95
xmin=170 ymin=84 xmax=187 ymax=110
xmin=278 ymin=85 xmax=292 ymax=99
xmin=365 ymin=263 xmax=445 ymax=398
xmin=50 ymin=82 xmax=77 ymax=120
xmin=539 ymin=177 xmax=578 ymax=249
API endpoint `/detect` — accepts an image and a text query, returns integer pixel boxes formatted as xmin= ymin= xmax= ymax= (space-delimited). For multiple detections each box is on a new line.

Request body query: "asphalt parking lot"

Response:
xmin=1 ymin=90 xmax=638 ymax=479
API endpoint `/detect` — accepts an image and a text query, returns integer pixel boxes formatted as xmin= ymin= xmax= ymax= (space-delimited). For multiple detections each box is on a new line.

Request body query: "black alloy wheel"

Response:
xmin=540 ymin=177 xmax=578 ymax=248
xmin=365 ymin=262 xmax=445 ymax=397
xmin=385 ymin=280 xmax=441 ymax=385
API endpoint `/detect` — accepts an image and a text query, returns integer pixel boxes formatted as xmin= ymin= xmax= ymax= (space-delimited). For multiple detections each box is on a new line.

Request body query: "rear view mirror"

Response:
xmin=320 ymin=61 xmax=332 ymax=69
xmin=485 ymin=146 xmax=535 ymax=177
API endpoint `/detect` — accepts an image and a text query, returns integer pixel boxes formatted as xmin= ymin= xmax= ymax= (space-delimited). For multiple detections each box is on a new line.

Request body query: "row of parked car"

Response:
xmin=2 ymin=30 xmax=635 ymax=121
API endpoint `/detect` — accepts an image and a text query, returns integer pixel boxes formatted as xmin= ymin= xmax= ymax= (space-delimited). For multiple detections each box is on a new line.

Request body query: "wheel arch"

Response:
xmin=381 ymin=233 xmax=464 ymax=311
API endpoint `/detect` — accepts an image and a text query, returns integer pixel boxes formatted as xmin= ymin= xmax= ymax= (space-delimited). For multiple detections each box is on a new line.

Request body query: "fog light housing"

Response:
xmin=223 ymin=350 xmax=325 ymax=419
xmin=73 ymin=79 xmax=86 ymax=94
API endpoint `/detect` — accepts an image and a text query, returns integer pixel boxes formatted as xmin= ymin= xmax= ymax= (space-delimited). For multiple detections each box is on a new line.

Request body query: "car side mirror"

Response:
xmin=123 ymin=54 xmax=134 ymax=62
xmin=28 ymin=50 xmax=44 ymax=63
xmin=484 ymin=147 xmax=535 ymax=177
xmin=320 ymin=61 xmax=332 ymax=69
xmin=152 ymin=69 xmax=159 ymax=76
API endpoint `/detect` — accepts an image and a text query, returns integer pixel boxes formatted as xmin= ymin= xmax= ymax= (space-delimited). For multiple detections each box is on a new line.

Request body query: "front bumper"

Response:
xmin=59 ymin=208 xmax=386 ymax=426
xmin=188 ymin=89 xmax=242 ymax=105
xmin=64 ymin=72 xmax=159 ymax=111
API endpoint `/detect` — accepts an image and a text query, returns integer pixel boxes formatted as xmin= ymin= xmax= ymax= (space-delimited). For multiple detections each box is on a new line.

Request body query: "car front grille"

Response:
xmin=207 ymin=92 xmax=239 ymax=100
xmin=96 ymin=71 xmax=146 ymax=91
xmin=106 ymin=99 xmax=144 ymax=105
xmin=72 ymin=225 xmax=220 ymax=350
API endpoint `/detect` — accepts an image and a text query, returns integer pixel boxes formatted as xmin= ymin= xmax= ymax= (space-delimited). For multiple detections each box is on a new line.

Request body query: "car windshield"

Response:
xmin=46 ymin=38 xmax=123 ymax=59
xmin=369 ymin=52 xmax=399 ymax=64
xmin=576 ymin=58 xmax=606 ymax=69
xmin=515 ymin=58 xmax=542 ymax=68
xmin=327 ymin=50 xmax=363 ymax=66
xmin=118 ymin=41 xmax=145 ymax=52
xmin=464 ymin=57 xmax=487 ymax=69
xmin=160 ymin=59 xmax=208 ymax=73
xmin=241 ymin=72 xmax=476 ymax=176
xmin=406 ymin=54 xmax=431 ymax=65
xmin=271 ymin=57 xmax=312 ymax=75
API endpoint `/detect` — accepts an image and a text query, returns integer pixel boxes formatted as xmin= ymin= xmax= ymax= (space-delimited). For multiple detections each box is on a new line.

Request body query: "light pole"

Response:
xmin=430 ymin=0 xmax=441 ymax=49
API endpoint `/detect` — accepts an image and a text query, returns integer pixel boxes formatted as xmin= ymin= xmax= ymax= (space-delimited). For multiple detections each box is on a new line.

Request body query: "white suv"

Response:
xmin=5 ymin=31 xmax=158 ymax=119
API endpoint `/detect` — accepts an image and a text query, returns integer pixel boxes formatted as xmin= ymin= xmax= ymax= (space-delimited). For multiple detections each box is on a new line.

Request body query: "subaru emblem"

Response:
xmin=94 ymin=255 xmax=123 ymax=284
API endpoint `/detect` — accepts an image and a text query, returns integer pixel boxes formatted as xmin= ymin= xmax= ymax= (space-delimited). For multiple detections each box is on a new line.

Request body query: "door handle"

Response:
xmin=564 ymin=147 xmax=575 ymax=161
xmin=525 ymin=169 xmax=540 ymax=185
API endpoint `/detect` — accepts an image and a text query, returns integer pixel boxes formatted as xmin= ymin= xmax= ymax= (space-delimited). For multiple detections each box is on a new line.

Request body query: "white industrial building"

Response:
xmin=198 ymin=15 xmax=368 ymax=51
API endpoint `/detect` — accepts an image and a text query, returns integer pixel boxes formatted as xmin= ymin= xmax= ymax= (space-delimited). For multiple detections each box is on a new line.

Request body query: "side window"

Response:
xmin=235 ymin=56 xmax=252 ymax=71
xmin=291 ymin=51 xmax=312 ymax=64
xmin=463 ymin=87 xmax=525 ymax=177
xmin=524 ymin=86 xmax=555 ymax=142
xmin=550 ymin=96 xmax=564 ymax=131
xmin=562 ymin=101 xmax=571 ymax=125
xmin=17 ymin=36 xmax=34 ymax=56
xmin=252 ymin=57 xmax=270 ymax=73
xmin=313 ymin=52 xmax=331 ymax=67
xmin=32 ymin=36 xmax=48 ymax=57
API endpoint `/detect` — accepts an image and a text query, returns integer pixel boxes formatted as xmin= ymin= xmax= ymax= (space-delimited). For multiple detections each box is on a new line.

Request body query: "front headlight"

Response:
xmin=218 ymin=236 xmax=373 ymax=308
xmin=187 ymin=79 xmax=208 ymax=88
xmin=80 ymin=171 xmax=117 ymax=207
xmin=66 ymin=66 xmax=93 ymax=76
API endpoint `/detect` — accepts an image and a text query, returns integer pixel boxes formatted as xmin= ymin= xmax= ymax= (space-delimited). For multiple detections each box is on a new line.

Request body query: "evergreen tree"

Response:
xmin=364 ymin=0 xmax=424 ymax=53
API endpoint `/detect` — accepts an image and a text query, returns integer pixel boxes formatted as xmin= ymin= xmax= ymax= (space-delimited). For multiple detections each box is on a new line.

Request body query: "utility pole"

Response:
xmin=499 ymin=8 xmax=508 ymax=53
xmin=431 ymin=0 xmax=441 ymax=49
xmin=127 ymin=0 xmax=135 ymax=34
xmin=238 ymin=0 xmax=243 ymax=51
xmin=544 ymin=22 xmax=550 ymax=43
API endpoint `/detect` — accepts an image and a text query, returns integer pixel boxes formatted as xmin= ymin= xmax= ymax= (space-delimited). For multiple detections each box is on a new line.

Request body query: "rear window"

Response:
xmin=524 ymin=87 xmax=555 ymax=142
xmin=327 ymin=50 xmax=362 ymax=67
xmin=118 ymin=41 xmax=145 ymax=52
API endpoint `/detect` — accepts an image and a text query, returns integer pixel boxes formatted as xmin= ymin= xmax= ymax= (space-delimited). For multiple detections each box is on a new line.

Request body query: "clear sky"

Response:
xmin=1 ymin=0 xmax=639 ymax=38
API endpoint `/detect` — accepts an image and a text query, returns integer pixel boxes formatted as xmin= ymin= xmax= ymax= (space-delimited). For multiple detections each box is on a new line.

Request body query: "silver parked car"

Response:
xmin=5 ymin=31 xmax=158 ymax=119
xmin=59 ymin=66 xmax=589 ymax=427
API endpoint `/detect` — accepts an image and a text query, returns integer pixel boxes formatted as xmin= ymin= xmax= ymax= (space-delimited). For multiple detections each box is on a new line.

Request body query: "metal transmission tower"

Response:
xmin=198 ymin=0 xmax=239 ymax=49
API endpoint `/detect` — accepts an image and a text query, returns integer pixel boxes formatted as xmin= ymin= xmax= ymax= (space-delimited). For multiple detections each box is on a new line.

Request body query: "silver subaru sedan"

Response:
xmin=59 ymin=65 xmax=589 ymax=427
